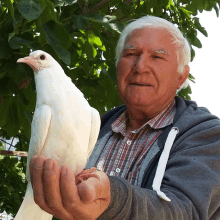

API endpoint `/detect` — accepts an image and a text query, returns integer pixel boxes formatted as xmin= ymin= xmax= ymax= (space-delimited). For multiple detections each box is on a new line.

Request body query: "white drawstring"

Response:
xmin=152 ymin=127 xmax=179 ymax=202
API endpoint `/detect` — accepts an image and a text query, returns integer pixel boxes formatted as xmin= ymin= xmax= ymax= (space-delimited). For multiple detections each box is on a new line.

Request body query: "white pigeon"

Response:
xmin=15 ymin=50 xmax=101 ymax=220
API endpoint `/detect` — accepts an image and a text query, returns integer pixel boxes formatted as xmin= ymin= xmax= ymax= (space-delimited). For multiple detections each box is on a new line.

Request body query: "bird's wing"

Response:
xmin=87 ymin=107 xmax=101 ymax=158
xmin=26 ymin=104 xmax=52 ymax=181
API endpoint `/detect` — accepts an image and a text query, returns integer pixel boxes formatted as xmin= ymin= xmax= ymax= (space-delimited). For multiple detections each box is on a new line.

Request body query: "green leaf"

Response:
xmin=213 ymin=4 xmax=219 ymax=17
xmin=13 ymin=10 xmax=23 ymax=27
xmin=0 ymin=155 xmax=27 ymax=215
xmin=84 ymin=41 xmax=94 ymax=60
xmin=189 ymin=73 xmax=195 ymax=83
xmin=39 ymin=0 xmax=57 ymax=24
xmin=0 ymin=40 xmax=11 ymax=59
xmin=193 ymin=37 xmax=202 ymax=48
xmin=2 ymin=0 xmax=14 ymax=18
xmin=1 ymin=96 xmax=20 ymax=136
xmin=198 ymin=0 xmax=204 ymax=12
xmin=18 ymin=90 xmax=29 ymax=106
xmin=0 ymin=98 xmax=10 ymax=127
xmin=0 ymin=76 xmax=12 ymax=96
xmin=78 ymin=78 xmax=100 ymax=88
xmin=9 ymin=36 xmax=40 ymax=50
xmin=65 ymin=0 xmax=77 ymax=5
xmin=58 ymin=49 xmax=71 ymax=65
xmin=18 ymin=0 xmax=46 ymax=20
xmin=43 ymin=20 xmax=71 ymax=49
xmin=177 ymin=85 xmax=192 ymax=100
xmin=9 ymin=37 xmax=23 ymax=49
xmin=0 ymin=72 xmax=6 ymax=79
xmin=88 ymin=14 xmax=116 ymax=23
xmin=88 ymin=31 xmax=103 ymax=48
xmin=72 ymin=15 xmax=90 ymax=30
xmin=24 ymin=111 xmax=33 ymax=124
xmin=43 ymin=20 xmax=71 ymax=64
xmin=191 ymin=47 xmax=195 ymax=61
xmin=204 ymin=0 xmax=214 ymax=11
xmin=189 ymin=0 xmax=198 ymax=16
xmin=193 ymin=17 xmax=208 ymax=37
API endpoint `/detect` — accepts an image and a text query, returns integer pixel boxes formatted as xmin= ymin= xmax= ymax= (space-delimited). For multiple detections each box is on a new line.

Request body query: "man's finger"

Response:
xmin=32 ymin=156 xmax=53 ymax=215
xmin=29 ymin=155 xmax=38 ymax=186
xmin=60 ymin=166 xmax=99 ymax=219
xmin=60 ymin=165 xmax=81 ymax=208
xmin=77 ymin=171 xmax=110 ymax=204
xmin=43 ymin=159 xmax=73 ymax=220
xmin=77 ymin=179 xmax=97 ymax=204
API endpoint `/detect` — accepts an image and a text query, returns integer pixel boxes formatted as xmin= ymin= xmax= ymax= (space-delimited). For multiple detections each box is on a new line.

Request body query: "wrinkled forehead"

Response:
xmin=124 ymin=44 xmax=169 ymax=55
xmin=124 ymin=27 xmax=177 ymax=51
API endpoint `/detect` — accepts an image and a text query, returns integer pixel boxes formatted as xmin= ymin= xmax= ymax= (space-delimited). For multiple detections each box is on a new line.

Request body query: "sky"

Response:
xmin=189 ymin=9 xmax=220 ymax=118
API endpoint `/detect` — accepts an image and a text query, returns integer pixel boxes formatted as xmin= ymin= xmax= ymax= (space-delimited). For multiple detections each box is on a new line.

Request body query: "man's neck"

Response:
xmin=126 ymin=99 xmax=175 ymax=131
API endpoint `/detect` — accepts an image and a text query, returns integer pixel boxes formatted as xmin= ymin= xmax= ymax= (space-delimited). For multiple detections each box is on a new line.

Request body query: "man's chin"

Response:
xmin=124 ymin=98 xmax=154 ymax=108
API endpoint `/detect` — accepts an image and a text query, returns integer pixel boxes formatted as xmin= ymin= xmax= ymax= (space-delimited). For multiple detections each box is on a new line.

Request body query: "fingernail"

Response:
xmin=45 ymin=160 xmax=53 ymax=170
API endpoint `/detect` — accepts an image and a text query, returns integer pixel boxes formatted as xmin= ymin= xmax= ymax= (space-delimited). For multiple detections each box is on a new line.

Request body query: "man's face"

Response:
xmin=117 ymin=28 xmax=188 ymax=111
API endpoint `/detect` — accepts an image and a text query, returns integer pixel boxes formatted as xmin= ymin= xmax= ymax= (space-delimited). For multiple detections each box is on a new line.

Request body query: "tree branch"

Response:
xmin=78 ymin=0 xmax=84 ymax=13
xmin=0 ymin=150 xmax=28 ymax=157
xmin=84 ymin=0 xmax=109 ymax=15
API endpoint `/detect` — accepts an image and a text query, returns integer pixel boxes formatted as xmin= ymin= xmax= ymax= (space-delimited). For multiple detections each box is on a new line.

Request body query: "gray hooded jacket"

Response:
xmin=87 ymin=96 xmax=220 ymax=220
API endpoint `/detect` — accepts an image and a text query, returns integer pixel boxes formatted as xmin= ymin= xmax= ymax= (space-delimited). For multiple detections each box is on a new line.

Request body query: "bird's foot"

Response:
xmin=75 ymin=167 xmax=101 ymax=185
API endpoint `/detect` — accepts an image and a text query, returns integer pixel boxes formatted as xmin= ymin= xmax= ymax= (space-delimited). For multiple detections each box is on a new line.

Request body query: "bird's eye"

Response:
xmin=40 ymin=55 xmax=45 ymax=60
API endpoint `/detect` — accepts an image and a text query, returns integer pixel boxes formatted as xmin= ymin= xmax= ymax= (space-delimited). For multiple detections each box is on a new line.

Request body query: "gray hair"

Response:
xmin=115 ymin=16 xmax=191 ymax=89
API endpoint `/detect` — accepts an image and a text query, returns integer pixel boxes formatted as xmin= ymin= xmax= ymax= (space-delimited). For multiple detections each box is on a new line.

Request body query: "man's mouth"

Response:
xmin=130 ymin=83 xmax=151 ymax=86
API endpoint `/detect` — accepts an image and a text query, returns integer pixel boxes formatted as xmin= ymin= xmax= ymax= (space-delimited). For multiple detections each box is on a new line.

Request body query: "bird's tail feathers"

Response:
xmin=14 ymin=182 xmax=52 ymax=220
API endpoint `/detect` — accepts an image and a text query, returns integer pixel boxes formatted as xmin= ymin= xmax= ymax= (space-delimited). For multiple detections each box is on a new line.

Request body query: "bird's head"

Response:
xmin=17 ymin=50 xmax=55 ymax=72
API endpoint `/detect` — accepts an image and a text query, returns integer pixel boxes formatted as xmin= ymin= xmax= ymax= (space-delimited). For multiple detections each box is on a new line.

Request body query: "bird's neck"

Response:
xmin=34 ymin=68 xmax=66 ymax=107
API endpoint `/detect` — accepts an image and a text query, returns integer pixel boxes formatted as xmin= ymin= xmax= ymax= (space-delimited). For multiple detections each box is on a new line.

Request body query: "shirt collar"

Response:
xmin=111 ymin=100 xmax=176 ymax=136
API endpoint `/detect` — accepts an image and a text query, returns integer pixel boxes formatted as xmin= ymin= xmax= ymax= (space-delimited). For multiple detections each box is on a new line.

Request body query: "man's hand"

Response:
xmin=29 ymin=156 xmax=111 ymax=220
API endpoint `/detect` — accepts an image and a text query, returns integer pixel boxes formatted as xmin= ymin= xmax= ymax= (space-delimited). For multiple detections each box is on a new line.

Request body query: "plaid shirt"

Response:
xmin=95 ymin=100 xmax=176 ymax=185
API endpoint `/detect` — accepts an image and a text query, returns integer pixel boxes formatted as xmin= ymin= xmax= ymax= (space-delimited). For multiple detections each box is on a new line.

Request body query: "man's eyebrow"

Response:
xmin=123 ymin=44 xmax=136 ymax=50
xmin=153 ymin=48 xmax=168 ymax=55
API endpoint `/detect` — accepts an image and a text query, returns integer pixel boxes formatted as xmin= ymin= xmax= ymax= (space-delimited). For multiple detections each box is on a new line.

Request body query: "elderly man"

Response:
xmin=30 ymin=16 xmax=220 ymax=219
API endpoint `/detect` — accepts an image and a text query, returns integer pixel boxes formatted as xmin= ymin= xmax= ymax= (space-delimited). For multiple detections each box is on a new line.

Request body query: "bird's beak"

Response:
xmin=17 ymin=56 xmax=38 ymax=72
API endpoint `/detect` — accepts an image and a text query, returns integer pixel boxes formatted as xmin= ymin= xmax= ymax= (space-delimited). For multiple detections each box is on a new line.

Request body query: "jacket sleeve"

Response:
xmin=97 ymin=123 xmax=220 ymax=220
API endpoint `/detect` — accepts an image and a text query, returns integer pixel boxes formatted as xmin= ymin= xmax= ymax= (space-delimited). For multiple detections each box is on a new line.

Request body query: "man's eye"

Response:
xmin=153 ymin=55 xmax=163 ymax=59
xmin=125 ymin=53 xmax=135 ymax=56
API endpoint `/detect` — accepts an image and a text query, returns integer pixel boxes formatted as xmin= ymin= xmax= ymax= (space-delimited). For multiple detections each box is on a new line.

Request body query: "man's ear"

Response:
xmin=177 ymin=65 xmax=190 ymax=89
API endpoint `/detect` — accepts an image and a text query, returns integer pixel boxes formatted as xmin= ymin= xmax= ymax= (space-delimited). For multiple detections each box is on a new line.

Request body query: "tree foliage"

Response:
xmin=0 ymin=0 xmax=219 ymax=217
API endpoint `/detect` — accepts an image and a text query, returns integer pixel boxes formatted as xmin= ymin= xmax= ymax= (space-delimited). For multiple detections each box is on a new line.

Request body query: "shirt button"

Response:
xmin=127 ymin=140 xmax=131 ymax=145
xmin=116 ymin=168 xmax=120 ymax=173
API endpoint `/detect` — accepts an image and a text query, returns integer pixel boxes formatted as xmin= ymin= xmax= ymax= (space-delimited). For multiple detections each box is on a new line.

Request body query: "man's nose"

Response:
xmin=133 ymin=54 xmax=151 ymax=74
